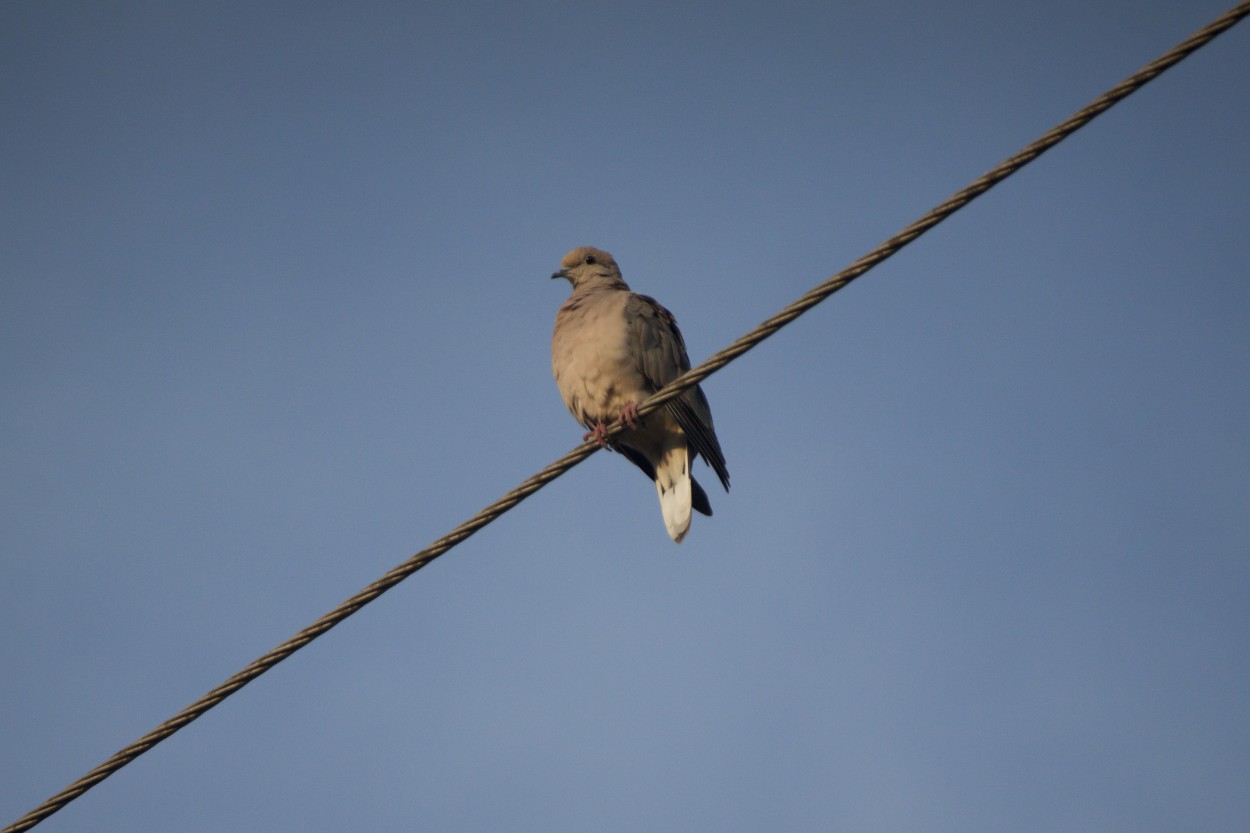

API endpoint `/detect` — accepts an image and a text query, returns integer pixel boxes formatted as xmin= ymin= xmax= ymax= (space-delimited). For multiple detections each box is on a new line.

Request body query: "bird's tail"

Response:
xmin=655 ymin=443 xmax=693 ymax=543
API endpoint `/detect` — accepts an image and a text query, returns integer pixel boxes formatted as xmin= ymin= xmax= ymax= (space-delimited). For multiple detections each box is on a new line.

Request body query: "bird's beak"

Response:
xmin=551 ymin=269 xmax=570 ymax=281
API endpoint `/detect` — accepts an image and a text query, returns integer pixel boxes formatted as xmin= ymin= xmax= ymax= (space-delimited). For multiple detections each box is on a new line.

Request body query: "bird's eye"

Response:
xmin=584 ymin=255 xmax=597 ymax=265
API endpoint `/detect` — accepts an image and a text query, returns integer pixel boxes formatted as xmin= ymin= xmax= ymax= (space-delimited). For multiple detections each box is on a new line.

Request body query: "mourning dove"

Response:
xmin=551 ymin=246 xmax=730 ymax=542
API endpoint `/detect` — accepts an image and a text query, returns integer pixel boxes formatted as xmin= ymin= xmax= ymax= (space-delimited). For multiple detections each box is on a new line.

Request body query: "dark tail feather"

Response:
xmin=664 ymin=398 xmax=730 ymax=492
xmin=691 ymin=477 xmax=712 ymax=516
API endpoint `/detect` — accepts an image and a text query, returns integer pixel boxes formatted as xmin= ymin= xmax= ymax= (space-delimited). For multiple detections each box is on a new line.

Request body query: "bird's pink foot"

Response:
xmin=620 ymin=402 xmax=640 ymax=430
xmin=582 ymin=422 xmax=610 ymax=447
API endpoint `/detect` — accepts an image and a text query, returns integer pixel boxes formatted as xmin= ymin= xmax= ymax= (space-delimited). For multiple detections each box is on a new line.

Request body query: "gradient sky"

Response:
xmin=3 ymin=2 xmax=1248 ymax=831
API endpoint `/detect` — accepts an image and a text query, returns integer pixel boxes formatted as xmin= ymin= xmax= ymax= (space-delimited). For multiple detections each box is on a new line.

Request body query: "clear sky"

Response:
xmin=2 ymin=2 xmax=1248 ymax=831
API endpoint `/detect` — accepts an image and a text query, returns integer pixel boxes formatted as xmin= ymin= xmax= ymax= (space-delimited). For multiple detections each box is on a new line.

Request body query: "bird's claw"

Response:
xmin=581 ymin=404 xmax=640 ymax=447
xmin=582 ymin=423 xmax=610 ymax=447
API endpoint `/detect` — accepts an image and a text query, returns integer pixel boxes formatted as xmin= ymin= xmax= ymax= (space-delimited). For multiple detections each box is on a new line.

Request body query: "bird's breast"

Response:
xmin=553 ymin=294 xmax=649 ymax=427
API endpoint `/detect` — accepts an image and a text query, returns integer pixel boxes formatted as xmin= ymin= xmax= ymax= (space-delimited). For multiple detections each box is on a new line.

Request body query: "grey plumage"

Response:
xmin=551 ymin=246 xmax=729 ymax=542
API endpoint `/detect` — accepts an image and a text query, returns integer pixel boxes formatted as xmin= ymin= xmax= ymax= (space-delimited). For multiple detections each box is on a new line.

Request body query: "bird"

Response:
xmin=551 ymin=246 xmax=730 ymax=542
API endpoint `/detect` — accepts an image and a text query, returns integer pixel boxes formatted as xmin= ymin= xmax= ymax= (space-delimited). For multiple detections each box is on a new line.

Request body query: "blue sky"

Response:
xmin=2 ymin=1 xmax=1248 ymax=830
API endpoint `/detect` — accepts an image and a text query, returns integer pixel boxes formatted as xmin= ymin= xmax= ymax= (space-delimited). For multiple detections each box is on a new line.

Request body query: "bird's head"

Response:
xmin=551 ymin=246 xmax=625 ymax=290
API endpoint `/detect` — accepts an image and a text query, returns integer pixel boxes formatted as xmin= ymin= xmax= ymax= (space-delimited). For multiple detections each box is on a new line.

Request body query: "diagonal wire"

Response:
xmin=5 ymin=2 xmax=1248 ymax=831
